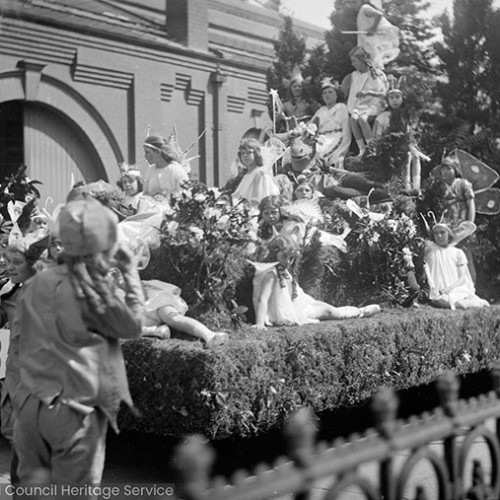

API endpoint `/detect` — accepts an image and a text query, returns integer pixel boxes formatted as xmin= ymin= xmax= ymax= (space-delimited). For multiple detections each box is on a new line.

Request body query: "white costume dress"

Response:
xmin=251 ymin=263 xmax=320 ymax=326
xmin=425 ymin=242 xmax=488 ymax=309
xmin=143 ymin=280 xmax=189 ymax=326
xmin=346 ymin=70 xmax=387 ymax=120
xmin=357 ymin=3 xmax=400 ymax=69
xmin=143 ymin=161 xmax=189 ymax=199
xmin=310 ymin=103 xmax=351 ymax=165
xmin=233 ymin=167 xmax=280 ymax=206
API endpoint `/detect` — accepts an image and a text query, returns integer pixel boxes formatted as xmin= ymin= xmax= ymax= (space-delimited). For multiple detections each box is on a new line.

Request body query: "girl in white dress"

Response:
xmin=355 ymin=0 xmax=400 ymax=69
xmin=425 ymin=222 xmax=489 ymax=310
xmin=308 ymin=78 xmax=351 ymax=167
xmin=143 ymin=134 xmax=189 ymax=202
xmin=342 ymin=46 xmax=388 ymax=158
xmin=232 ymin=138 xmax=280 ymax=207
xmin=250 ymin=235 xmax=380 ymax=328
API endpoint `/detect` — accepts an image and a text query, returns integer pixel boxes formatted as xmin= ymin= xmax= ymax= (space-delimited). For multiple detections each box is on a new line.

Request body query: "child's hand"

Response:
xmin=114 ymin=244 xmax=136 ymax=274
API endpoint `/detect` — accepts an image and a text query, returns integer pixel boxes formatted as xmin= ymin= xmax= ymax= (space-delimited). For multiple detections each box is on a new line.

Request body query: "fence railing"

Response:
xmin=170 ymin=362 xmax=500 ymax=500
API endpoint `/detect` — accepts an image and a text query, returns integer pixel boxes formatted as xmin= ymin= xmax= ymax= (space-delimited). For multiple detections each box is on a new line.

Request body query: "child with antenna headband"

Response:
xmin=422 ymin=214 xmax=488 ymax=310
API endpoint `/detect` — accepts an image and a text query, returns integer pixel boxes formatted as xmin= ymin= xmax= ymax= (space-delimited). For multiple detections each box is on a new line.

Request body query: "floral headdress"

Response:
xmin=119 ymin=163 xmax=142 ymax=179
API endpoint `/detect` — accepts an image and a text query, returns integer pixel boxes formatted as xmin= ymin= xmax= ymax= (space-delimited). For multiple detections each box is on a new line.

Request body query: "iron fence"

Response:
xmin=171 ymin=362 xmax=500 ymax=500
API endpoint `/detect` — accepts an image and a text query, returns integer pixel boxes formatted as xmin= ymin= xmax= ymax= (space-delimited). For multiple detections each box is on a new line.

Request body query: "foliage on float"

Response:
xmin=120 ymin=306 xmax=500 ymax=439
xmin=142 ymin=181 xmax=255 ymax=327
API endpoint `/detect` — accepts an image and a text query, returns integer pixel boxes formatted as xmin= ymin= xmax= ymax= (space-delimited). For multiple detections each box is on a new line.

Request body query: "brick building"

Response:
xmin=0 ymin=0 xmax=324 ymax=205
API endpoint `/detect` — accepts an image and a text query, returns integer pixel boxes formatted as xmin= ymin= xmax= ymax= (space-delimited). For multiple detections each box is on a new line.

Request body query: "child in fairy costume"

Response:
xmin=143 ymin=133 xmax=190 ymax=202
xmin=231 ymin=138 xmax=280 ymax=207
xmin=342 ymin=46 xmax=388 ymax=158
xmin=117 ymin=163 xmax=145 ymax=210
xmin=424 ymin=220 xmax=488 ymax=310
xmin=372 ymin=77 xmax=429 ymax=193
xmin=250 ymin=234 xmax=380 ymax=328
xmin=140 ymin=279 xmax=228 ymax=349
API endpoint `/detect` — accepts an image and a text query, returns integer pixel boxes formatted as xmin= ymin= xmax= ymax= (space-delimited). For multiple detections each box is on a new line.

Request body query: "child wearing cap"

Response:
xmin=13 ymin=197 xmax=144 ymax=488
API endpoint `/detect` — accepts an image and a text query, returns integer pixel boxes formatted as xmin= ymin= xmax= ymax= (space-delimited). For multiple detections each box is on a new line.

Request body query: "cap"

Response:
xmin=59 ymin=197 xmax=118 ymax=256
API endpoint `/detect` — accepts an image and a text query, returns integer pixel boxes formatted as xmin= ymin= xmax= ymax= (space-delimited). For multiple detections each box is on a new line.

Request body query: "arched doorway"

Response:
xmin=0 ymin=100 xmax=106 ymax=208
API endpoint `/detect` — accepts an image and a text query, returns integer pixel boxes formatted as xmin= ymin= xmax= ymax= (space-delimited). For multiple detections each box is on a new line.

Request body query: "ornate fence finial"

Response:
xmin=491 ymin=359 xmax=500 ymax=397
xmin=283 ymin=407 xmax=317 ymax=468
xmin=371 ymin=387 xmax=399 ymax=438
xmin=171 ymin=434 xmax=215 ymax=500
xmin=437 ymin=371 xmax=460 ymax=416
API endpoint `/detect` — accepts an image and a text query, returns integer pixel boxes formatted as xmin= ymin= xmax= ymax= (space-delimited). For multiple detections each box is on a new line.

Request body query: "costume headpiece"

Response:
xmin=440 ymin=155 xmax=461 ymax=175
xmin=420 ymin=211 xmax=476 ymax=246
xmin=119 ymin=163 xmax=142 ymax=179
xmin=282 ymin=65 xmax=312 ymax=89
xmin=320 ymin=77 xmax=340 ymax=91
xmin=59 ymin=197 xmax=118 ymax=256
xmin=387 ymin=75 xmax=404 ymax=96
xmin=144 ymin=126 xmax=206 ymax=174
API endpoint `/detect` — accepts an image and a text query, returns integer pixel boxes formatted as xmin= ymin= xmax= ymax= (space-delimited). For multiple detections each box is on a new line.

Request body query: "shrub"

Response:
xmin=141 ymin=182 xmax=255 ymax=329
xmin=119 ymin=306 xmax=500 ymax=439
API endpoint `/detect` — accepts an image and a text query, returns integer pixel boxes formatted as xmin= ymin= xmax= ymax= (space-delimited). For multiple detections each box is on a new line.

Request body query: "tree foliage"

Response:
xmin=266 ymin=16 xmax=307 ymax=94
xmin=435 ymin=0 xmax=495 ymax=126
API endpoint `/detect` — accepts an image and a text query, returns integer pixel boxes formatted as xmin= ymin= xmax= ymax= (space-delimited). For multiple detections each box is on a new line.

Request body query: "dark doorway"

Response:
xmin=0 ymin=101 xmax=23 ymax=180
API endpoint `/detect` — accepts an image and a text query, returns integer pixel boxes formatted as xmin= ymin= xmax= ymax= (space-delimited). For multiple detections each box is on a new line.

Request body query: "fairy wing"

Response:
xmin=281 ymin=199 xmax=323 ymax=225
xmin=474 ymin=187 xmax=500 ymax=215
xmin=454 ymin=149 xmax=499 ymax=191
xmin=450 ymin=220 xmax=476 ymax=246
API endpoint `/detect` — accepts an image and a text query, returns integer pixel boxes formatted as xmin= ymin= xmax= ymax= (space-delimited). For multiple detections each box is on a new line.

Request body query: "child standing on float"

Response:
xmin=250 ymin=235 xmax=380 ymax=328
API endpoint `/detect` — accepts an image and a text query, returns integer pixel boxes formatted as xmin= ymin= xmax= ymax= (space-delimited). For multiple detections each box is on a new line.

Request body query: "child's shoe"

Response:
xmin=360 ymin=304 xmax=381 ymax=318
xmin=204 ymin=332 xmax=229 ymax=349
xmin=141 ymin=325 xmax=171 ymax=339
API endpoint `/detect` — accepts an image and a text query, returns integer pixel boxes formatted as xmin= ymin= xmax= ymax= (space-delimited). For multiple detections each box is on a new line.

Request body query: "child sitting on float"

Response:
xmin=231 ymin=138 xmax=281 ymax=207
xmin=424 ymin=219 xmax=489 ymax=310
xmin=143 ymin=131 xmax=190 ymax=202
xmin=372 ymin=77 xmax=429 ymax=193
xmin=117 ymin=163 xmax=145 ymax=210
xmin=342 ymin=46 xmax=388 ymax=158
xmin=249 ymin=234 xmax=380 ymax=328
xmin=256 ymin=195 xmax=287 ymax=241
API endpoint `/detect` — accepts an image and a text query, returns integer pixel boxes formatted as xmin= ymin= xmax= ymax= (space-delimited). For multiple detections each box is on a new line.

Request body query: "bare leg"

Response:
xmin=358 ymin=117 xmax=373 ymax=142
xmin=350 ymin=116 xmax=366 ymax=157
xmin=307 ymin=300 xmax=380 ymax=320
xmin=403 ymin=153 xmax=411 ymax=192
xmin=411 ymin=154 xmax=421 ymax=192
xmin=158 ymin=307 xmax=228 ymax=348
